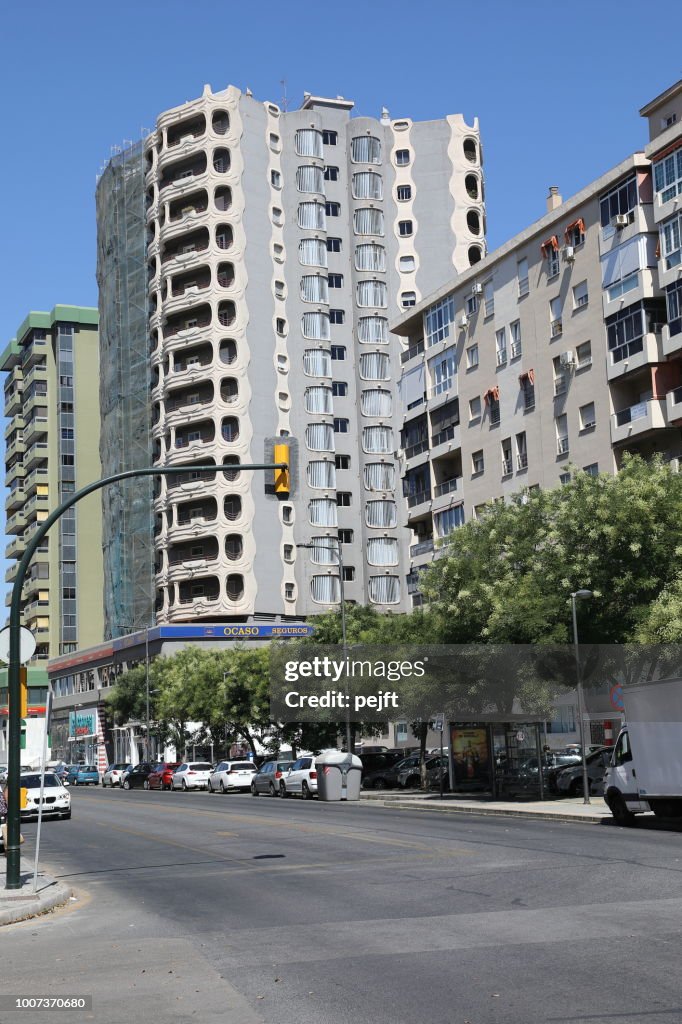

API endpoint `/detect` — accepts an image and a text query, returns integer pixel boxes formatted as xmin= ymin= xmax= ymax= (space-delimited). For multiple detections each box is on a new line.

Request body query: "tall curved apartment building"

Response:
xmin=97 ymin=84 xmax=484 ymax=632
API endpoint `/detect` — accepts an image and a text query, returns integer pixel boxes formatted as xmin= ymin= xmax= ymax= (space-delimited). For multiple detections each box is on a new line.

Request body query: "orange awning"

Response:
xmin=484 ymin=386 xmax=500 ymax=404
xmin=519 ymin=369 xmax=535 ymax=385
xmin=541 ymin=236 xmax=559 ymax=256
xmin=564 ymin=218 xmax=585 ymax=241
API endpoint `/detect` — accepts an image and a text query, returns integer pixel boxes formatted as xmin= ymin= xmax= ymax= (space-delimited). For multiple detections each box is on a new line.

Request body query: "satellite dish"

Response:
xmin=0 ymin=625 xmax=37 ymax=665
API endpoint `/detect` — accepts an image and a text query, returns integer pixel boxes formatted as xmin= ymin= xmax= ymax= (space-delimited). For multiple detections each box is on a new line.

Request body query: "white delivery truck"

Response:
xmin=603 ymin=677 xmax=682 ymax=824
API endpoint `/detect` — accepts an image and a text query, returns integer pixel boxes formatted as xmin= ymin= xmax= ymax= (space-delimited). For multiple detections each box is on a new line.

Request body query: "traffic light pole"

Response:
xmin=5 ymin=461 xmax=285 ymax=890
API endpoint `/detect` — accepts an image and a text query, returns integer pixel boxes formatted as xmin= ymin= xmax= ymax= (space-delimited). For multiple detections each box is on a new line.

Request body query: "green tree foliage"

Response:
xmin=421 ymin=456 xmax=682 ymax=645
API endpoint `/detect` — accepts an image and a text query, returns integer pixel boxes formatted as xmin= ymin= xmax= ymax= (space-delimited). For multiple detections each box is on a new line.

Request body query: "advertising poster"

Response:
xmin=450 ymin=723 xmax=492 ymax=791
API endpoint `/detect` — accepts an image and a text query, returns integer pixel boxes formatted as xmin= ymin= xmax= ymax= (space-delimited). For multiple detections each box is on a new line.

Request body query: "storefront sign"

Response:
xmin=68 ymin=708 xmax=98 ymax=740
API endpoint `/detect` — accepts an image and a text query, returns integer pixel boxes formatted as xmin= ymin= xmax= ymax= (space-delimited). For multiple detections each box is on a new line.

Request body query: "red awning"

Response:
xmin=541 ymin=235 xmax=559 ymax=256
xmin=519 ymin=369 xmax=535 ymax=386
xmin=564 ymin=218 xmax=585 ymax=241
xmin=483 ymin=386 xmax=500 ymax=404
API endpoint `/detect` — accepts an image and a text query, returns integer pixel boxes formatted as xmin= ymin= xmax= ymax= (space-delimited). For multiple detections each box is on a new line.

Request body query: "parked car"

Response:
xmin=121 ymin=763 xmax=155 ymax=790
xmin=279 ymin=756 xmax=318 ymax=799
xmin=398 ymin=755 xmax=447 ymax=789
xmin=362 ymin=753 xmax=421 ymax=791
xmin=359 ymin=751 xmax=405 ymax=780
xmin=208 ymin=760 xmax=257 ymax=793
xmin=147 ymin=763 xmax=180 ymax=791
xmin=19 ymin=772 xmax=71 ymax=820
xmin=66 ymin=765 xmax=100 ymax=786
xmin=171 ymin=762 xmax=213 ymax=791
xmin=102 ymin=763 xmax=132 ymax=788
xmin=51 ymin=765 xmax=71 ymax=785
xmin=250 ymin=760 xmax=293 ymax=796
xmin=556 ymin=747 xmax=613 ymax=797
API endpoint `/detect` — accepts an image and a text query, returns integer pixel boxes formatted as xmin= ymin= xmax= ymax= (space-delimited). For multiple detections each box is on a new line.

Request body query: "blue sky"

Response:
xmin=1 ymin=0 xmax=678 ymax=343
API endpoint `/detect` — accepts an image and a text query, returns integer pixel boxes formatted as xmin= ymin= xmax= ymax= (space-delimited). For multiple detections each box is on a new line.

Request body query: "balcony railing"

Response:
xmin=557 ymin=436 xmax=569 ymax=455
xmin=550 ymin=319 xmax=563 ymax=338
xmin=511 ymin=341 xmax=522 ymax=359
xmin=517 ymin=452 xmax=528 ymax=470
xmin=410 ymin=538 xmax=434 ymax=557
xmin=502 ymin=458 xmax=513 ymax=475
xmin=431 ymin=423 xmax=458 ymax=447
xmin=496 ymin=349 xmax=507 ymax=366
xmin=614 ymin=402 xmax=649 ymax=427
xmin=400 ymin=340 xmax=424 ymax=364
xmin=407 ymin=489 xmax=431 ymax=508
xmin=429 ymin=377 xmax=455 ymax=398
xmin=434 ymin=477 xmax=460 ymax=497
xmin=405 ymin=439 xmax=428 ymax=459
xmin=554 ymin=375 xmax=567 ymax=396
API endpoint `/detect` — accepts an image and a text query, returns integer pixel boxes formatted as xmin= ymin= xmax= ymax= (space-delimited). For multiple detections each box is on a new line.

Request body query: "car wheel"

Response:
xmin=123 ymin=779 xmax=130 ymax=790
xmin=373 ymin=778 xmax=387 ymax=791
xmin=181 ymin=780 xmax=187 ymax=791
xmin=301 ymin=781 xmax=311 ymax=800
xmin=219 ymin=781 xmax=226 ymax=794
xmin=208 ymin=781 xmax=214 ymax=793
xmin=569 ymin=779 xmax=584 ymax=798
xmin=269 ymin=783 xmax=277 ymax=797
xmin=279 ymin=782 xmax=288 ymax=798
xmin=251 ymin=782 xmax=258 ymax=796
xmin=144 ymin=780 xmax=150 ymax=790
xmin=609 ymin=793 xmax=635 ymax=825
xmin=72 ymin=780 xmax=78 ymax=787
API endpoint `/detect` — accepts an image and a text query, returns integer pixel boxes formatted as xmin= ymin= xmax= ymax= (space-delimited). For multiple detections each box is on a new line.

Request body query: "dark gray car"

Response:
xmin=251 ymin=760 xmax=293 ymax=796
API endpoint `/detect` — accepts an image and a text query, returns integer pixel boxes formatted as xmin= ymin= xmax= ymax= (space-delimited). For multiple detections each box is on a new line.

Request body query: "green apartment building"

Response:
xmin=2 ymin=305 xmax=104 ymax=664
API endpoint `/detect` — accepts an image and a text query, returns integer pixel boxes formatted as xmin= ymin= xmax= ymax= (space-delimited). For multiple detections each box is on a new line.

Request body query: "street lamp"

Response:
xmin=297 ymin=539 xmax=350 ymax=753
xmin=571 ymin=589 xmax=593 ymax=804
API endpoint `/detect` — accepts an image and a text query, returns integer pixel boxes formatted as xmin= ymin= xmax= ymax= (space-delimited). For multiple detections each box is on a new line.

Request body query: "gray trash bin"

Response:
xmin=316 ymin=751 xmax=363 ymax=801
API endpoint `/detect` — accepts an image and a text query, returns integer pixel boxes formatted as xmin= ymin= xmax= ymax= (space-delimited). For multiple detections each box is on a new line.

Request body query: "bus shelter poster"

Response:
xmin=450 ymin=724 xmax=492 ymax=790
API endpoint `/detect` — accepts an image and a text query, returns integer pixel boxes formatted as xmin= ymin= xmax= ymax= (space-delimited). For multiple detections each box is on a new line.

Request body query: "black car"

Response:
xmin=122 ymin=763 xmax=156 ymax=790
xmin=362 ymin=753 xmax=421 ymax=790
xmin=359 ymin=751 xmax=405 ymax=779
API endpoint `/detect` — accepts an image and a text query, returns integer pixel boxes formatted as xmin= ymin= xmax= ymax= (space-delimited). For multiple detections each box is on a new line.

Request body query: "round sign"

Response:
xmin=609 ymin=683 xmax=624 ymax=712
xmin=0 ymin=625 xmax=37 ymax=665
xmin=516 ymin=730 xmax=525 ymax=742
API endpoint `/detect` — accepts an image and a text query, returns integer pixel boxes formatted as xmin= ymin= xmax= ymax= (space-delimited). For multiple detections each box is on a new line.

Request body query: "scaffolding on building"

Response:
xmin=96 ymin=140 xmax=154 ymax=638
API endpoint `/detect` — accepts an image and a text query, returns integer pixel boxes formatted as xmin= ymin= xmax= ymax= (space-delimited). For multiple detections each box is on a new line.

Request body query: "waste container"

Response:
xmin=315 ymin=751 xmax=363 ymax=801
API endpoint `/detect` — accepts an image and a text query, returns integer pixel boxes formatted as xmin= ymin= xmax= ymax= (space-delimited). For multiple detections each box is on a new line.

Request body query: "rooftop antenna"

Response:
xmin=280 ymin=79 xmax=288 ymax=112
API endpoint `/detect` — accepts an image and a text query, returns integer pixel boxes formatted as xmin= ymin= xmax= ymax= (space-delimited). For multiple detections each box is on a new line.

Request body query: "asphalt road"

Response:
xmin=4 ymin=787 xmax=682 ymax=1024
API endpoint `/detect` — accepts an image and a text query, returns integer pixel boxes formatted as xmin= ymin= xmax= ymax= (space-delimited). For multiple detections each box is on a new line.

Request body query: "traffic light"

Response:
xmin=19 ymin=666 xmax=27 ymax=718
xmin=273 ymin=443 xmax=290 ymax=495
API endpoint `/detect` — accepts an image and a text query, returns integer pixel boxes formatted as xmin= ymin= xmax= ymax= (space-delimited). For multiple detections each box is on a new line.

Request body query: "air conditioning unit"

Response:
xmin=559 ymin=351 xmax=575 ymax=368
xmin=471 ymin=283 xmax=483 ymax=296
xmin=562 ymin=246 xmax=575 ymax=262
xmin=458 ymin=314 xmax=469 ymax=328
xmin=613 ymin=213 xmax=629 ymax=228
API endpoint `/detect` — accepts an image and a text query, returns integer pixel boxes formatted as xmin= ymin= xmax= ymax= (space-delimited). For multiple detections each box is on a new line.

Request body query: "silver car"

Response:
xmin=556 ymin=747 xmax=612 ymax=797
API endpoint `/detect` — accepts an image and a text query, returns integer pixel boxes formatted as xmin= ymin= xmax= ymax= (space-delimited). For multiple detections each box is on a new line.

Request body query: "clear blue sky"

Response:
xmin=1 ymin=0 xmax=678 ymax=343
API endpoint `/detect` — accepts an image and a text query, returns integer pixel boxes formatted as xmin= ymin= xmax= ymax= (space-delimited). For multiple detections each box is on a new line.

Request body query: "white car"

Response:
xmin=171 ymin=762 xmax=212 ymax=791
xmin=279 ymin=756 xmax=318 ymax=799
xmin=102 ymin=763 xmax=132 ymax=788
xmin=20 ymin=772 xmax=71 ymax=820
xmin=208 ymin=760 xmax=256 ymax=793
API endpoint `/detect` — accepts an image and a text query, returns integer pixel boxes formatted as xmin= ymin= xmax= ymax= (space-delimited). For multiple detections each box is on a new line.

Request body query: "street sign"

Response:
xmin=0 ymin=626 xmax=37 ymax=665
xmin=516 ymin=730 xmax=525 ymax=742
xmin=609 ymin=684 xmax=624 ymax=711
xmin=431 ymin=715 xmax=444 ymax=732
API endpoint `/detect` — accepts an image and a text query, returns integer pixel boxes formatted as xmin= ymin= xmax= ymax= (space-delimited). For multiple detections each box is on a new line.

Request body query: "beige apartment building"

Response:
xmin=1 ymin=306 xmax=104 ymax=659
xmin=392 ymin=82 xmax=682 ymax=606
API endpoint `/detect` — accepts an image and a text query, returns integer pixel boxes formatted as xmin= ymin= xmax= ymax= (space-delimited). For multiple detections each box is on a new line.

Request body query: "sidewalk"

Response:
xmin=0 ymin=872 xmax=72 ymax=926
xmin=360 ymin=790 xmax=618 ymax=824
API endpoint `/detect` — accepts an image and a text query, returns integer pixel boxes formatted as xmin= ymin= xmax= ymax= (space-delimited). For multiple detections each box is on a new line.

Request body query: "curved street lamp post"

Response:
xmin=4 ymin=461 xmax=285 ymax=889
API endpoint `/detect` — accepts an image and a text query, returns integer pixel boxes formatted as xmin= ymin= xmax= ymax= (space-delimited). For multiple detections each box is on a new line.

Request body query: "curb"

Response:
xmin=373 ymin=798 xmax=608 ymax=824
xmin=0 ymin=879 xmax=72 ymax=927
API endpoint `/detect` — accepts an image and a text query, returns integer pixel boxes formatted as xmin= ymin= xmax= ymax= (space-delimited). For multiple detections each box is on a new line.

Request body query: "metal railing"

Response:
xmin=434 ymin=477 xmax=460 ymax=497
xmin=407 ymin=489 xmax=431 ymax=507
xmin=410 ymin=538 xmax=434 ymax=557
xmin=405 ymin=439 xmax=428 ymax=459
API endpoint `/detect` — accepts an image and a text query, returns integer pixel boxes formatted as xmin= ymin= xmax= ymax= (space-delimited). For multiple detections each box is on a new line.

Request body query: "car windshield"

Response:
xmin=231 ymin=763 xmax=254 ymax=770
xmin=112 ymin=764 xmax=128 ymax=770
xmin=22 ymin=776 xmax=61 ymax=789
xmin=190 ymin=763 xmax=212 ymax=771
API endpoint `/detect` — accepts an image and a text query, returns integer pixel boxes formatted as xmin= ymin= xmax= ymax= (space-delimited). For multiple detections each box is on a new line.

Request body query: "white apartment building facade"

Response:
xmin=392 ymin=82 xmax=682 ymax=606
xmin=97 ymin=84 xmax=484 ymax=631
